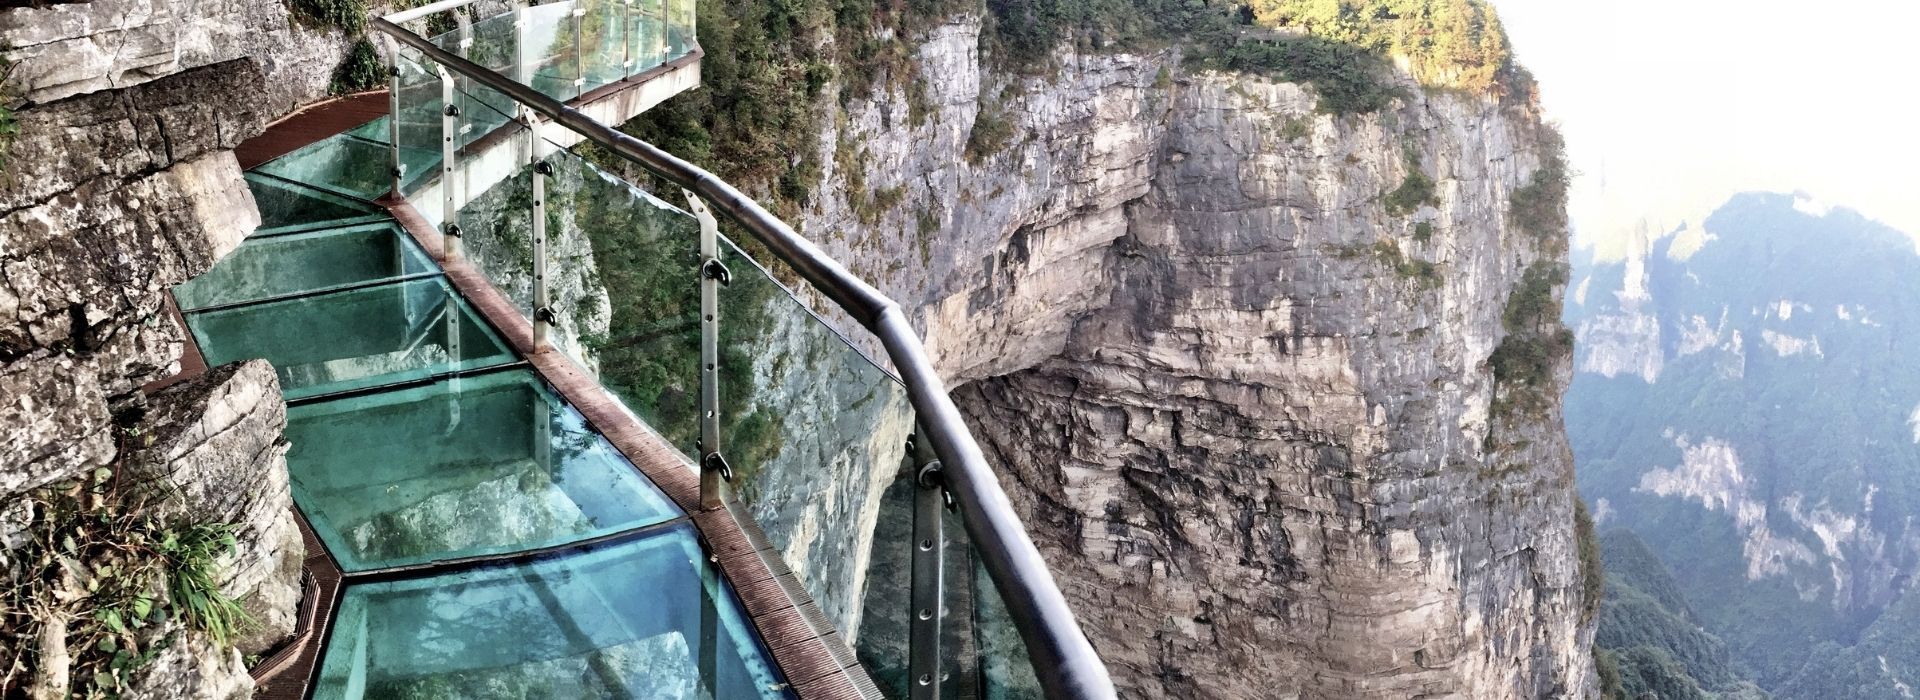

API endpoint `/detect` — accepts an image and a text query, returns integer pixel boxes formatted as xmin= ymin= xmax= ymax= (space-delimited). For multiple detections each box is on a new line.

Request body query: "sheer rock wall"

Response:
xmin=792 ymin=17 xmax=1591 ymax=700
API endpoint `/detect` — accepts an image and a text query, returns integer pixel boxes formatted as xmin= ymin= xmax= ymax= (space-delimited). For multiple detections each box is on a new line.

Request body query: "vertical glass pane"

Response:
xmin=856 ymin=477 xmax=1046 ymax=700
xmin=524 ymin=1 xmax=584 ymax=101
xmin=455 ymin=136 xmax=702 ymax=440
xmin=581 ymin=0 xmax=632 ymax=89
xmin=311 ymin=527 xmax=792 ymax=699
xmin=394 ymin=49 xmax=443 ymax=199
xmin=285 ymin=369 xmax=681 ymax=571
xmin=631 ymin=0 xmax=667 ymax=72
xmin=665 ymin=0 xmax=696 ymax=61
xmin=448 ymin=11 xmax=521 ymax=152
xmin=720 ymin=247 xmax=917 ymax=640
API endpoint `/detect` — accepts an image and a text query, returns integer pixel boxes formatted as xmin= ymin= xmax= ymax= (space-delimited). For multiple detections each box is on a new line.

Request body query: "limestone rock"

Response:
xmin=130 ymin=360 xmax=303 ymax=656
xmin=0 ymin=0 xmax=351 ymax=114
xmin=779 ymin=16 xmax=1591 ymax=699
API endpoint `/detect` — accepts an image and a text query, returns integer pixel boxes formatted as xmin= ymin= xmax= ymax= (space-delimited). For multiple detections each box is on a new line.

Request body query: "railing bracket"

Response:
xmin=701 ymin=451 xmax=735 ymax=482
xmin=444 ymin=104 xmax=460 ymax=117
xmin=701 ymin=258 xmax=731 ymax=286
xmin=533 ymin=306 xmax=558 ymax=324
xmin=444 ymin=223 xmax=462 ymax=238
xmin=533 ymin=160 xmax=555 ymax=176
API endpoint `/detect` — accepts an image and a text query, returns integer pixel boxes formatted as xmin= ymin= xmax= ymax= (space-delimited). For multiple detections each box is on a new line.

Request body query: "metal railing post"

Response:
xmin=687 ymin=191 xmax=729 ymax=511
xmin=384 ymin=36 xmax=404 ymax=200
xmin=529 ymin=118 xmax=552 ymax=350
xmin=437 ymin=65 xmax=462 ymax=260
xmin=909 ymin=433 xmax=947 ymax=700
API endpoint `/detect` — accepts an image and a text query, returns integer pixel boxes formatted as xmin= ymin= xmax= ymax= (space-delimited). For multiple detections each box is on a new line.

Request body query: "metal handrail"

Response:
xmin=373 ymin=16 xmax=1116 ymax=700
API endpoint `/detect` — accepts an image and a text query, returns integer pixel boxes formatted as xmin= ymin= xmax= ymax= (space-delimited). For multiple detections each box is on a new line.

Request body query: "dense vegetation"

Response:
xmin=1589 ymin=530 xmax=1767 ymax=700
xmin=1574 ymin=499 xmax=1603 ymax=621
xmin=1383 ymin=144 xmax=1438 ymax=216
xmin=0 ymin=54 xmax=18 ymax=167
xmin=1569 ymin=192 xmax=1920 ymax=697
xmin=1487 ymin=260 xmax=1572 ymax=419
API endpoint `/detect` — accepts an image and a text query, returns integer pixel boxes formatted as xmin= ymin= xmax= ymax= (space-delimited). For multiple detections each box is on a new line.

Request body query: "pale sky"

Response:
xmin=1491 ymin=0 xmax=1920 ymax=259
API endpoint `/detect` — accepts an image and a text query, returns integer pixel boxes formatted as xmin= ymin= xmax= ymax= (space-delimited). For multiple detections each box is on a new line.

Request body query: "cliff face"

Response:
xmin=781 ymin=17 xmax=1591 ymax=699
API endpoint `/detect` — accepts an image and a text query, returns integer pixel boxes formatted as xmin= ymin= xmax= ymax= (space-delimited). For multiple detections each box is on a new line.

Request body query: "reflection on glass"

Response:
xmin=174 ymin=223 xmax=434 ymax=311
xmin=523 ymin=2 xmax=583 ymax=101
xmin=184 ymin=277 xmax=515 ymax=400
xmin=856 ymin=474 xmax=1045 ymax=700
xmin=581 ymin=0 xmax=632 ymax=89
xmin=311 ymin=526 xmax=791 ymax=699
xmin=246 ymin=173 xmax=384 ymax=235
xmin=254 ymin=134 xmax=396 ymax=202
xmin=285 ymin=369 xmax=680 ymax=571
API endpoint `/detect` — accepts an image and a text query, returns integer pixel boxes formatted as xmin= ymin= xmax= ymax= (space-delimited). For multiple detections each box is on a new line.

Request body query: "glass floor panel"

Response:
xmin=247 ymin=173 xmax=387 ymax=235
xmin=312 ymin=525 xmax=792 ymax=699
xmin=184 ymin=277 xmax=515 ymax=401
xmin=285 ymin=369 xmax=680 ymax=571
xmin=253 ymin=134 xmax=398 ymax=201
xmin=174 ymin=223 xmax=437 ymax=311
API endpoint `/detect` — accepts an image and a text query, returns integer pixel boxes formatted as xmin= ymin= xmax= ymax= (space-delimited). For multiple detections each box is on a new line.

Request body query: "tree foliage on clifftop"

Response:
xmin=624 ymin=0 xmax=1535 ymax=205
xmin=1247 ymin=0 xmax=1523 ymax=96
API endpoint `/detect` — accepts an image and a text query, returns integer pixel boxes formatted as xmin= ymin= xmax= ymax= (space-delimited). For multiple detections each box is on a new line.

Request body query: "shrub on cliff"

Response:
xmin=0 ymin=464 xmax=251 ymax=698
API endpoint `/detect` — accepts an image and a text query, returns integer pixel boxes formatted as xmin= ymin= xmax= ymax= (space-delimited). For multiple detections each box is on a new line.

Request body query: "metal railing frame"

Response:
xmin=373 ymin=13 xmax=1116 ymax=700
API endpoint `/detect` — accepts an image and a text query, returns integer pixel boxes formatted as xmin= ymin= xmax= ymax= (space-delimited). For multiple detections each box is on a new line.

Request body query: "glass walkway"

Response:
xmin=177 ymin=1 xmax=1113 ymax=698
xmin=189 ymin=141 xmax=790 ymax=698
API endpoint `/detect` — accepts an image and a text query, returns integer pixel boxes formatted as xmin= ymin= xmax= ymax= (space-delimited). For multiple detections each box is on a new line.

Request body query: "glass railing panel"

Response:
xmin=967 ymin=557 xmax=1046 ymax=700
xmin=440 ymin=11 xmax=522 ymax=153
xmin=856 ymin=475 xmax=1044 ymax=699
xmin=393 ymin=49 xmax=443 ymax=198
xmin=246 ymin=173 xmax=386 ymax=236
xmin=581 ymin=0 xmax=633 ymax=89
xmin=284 ymin=368 xmax=681 ymax=572
xmin=550 ymin=141 xmax=698 ymax=398
xmin=665 ymin=0 xmax=696 ymax=61
xmin=718 ymin=243 xmax=917 ymax=642
xmin=453 ymin=134 xmax=702 ymax=442
xmin=174 ymin=222 xmax=435 ymax=311
xmin=523 ymin=1 xmax=584 ymax=102
xmin=310 ymin=525 xmax=792 ymax=698
xmin=183 ymin=277 xmax=516 ymax=401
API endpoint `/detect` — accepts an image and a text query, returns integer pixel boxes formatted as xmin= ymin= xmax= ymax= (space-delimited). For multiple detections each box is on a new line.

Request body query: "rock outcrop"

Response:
xmin=0 ymin=1 xmax=331 ymax=696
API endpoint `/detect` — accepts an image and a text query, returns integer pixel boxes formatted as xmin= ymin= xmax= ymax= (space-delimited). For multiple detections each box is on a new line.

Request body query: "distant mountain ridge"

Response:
xmin=1568 ymin=192 xmax=1920 ymax=697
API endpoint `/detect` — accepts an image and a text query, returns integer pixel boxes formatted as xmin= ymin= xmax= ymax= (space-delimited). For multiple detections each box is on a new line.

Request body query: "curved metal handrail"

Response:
xmin=372 ymin=16 xmax=1116 ymax=700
